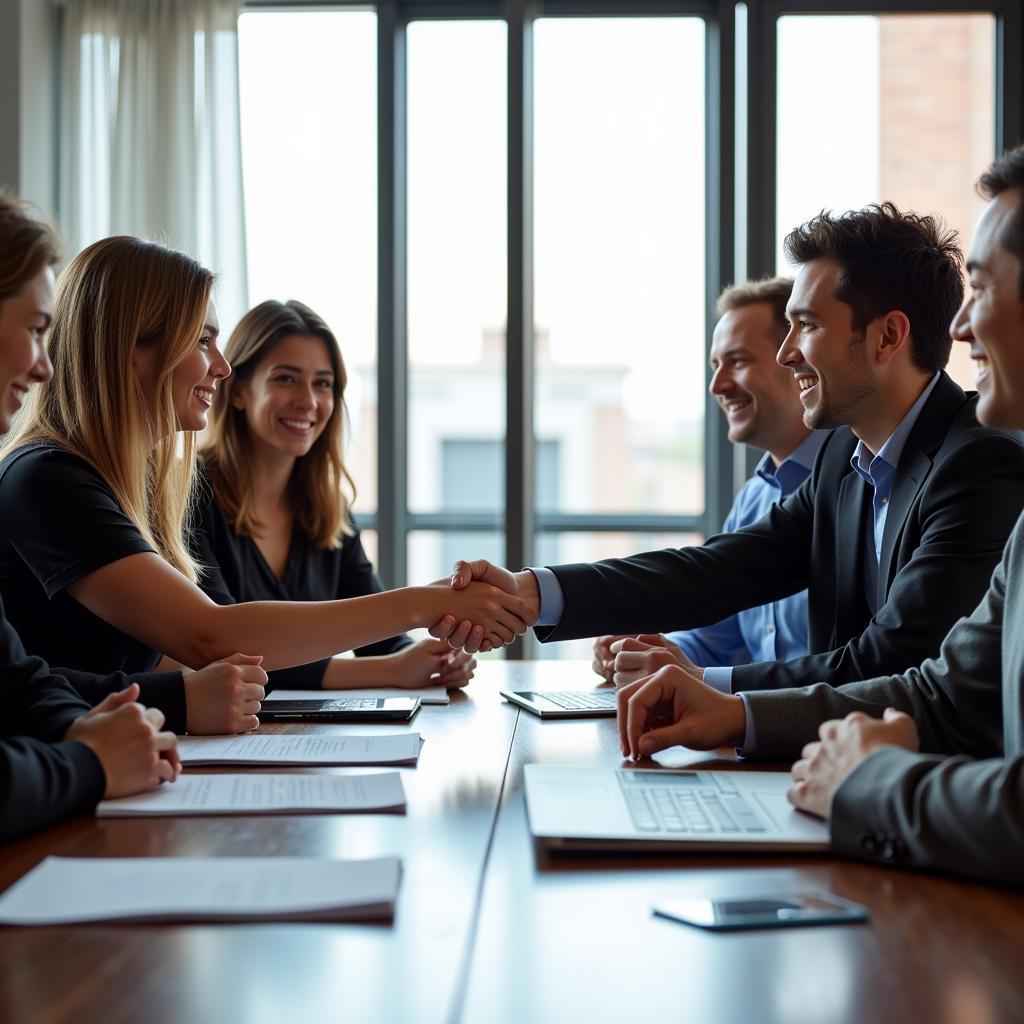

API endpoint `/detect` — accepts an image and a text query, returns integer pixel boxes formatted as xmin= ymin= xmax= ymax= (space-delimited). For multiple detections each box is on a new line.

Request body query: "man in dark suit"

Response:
xmin=613 ymin=146 xmax=1024 ymax=885
xmin=446 ymin=204 xmax=1024 ymax=701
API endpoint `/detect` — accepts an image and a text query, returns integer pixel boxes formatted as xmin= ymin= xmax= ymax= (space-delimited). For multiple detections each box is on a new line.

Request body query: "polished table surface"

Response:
xmin=2 ymin=661 xmax=1024 ymax=1023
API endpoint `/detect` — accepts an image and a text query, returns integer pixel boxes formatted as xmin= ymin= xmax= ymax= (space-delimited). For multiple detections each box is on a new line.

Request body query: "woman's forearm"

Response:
xmin=185 ymin=589 xmax=424 ymax=670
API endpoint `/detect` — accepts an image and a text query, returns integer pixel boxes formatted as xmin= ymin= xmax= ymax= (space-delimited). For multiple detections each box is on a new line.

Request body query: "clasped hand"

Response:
xmin=429 ymin=559 xmax=539 ymax=653
xmin=65 ymin=683 xmax=181 ymax=798
xmin=788 ymin=709 xmax=919 ymax=818
xmin=592 ymin=633 xmax=694 ymax=686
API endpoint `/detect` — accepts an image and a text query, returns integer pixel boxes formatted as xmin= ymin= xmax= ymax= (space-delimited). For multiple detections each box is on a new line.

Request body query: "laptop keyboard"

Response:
xmin=537 ymin=691 xmax=619 ymax=711
xmin=619 ymin=777 xmax=767 ymax=834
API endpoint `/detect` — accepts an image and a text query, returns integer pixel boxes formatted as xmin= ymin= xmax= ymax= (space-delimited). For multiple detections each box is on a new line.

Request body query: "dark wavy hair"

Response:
xmin=784 ymin=202 xmax=963 ymax=374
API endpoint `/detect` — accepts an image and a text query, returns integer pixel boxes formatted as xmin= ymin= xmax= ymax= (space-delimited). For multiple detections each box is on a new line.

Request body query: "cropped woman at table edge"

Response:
xmin=194 ymin=298 xmax=475 ymax=693
xmin=0 ymin=237 xmax=532 ymax=735
xmin=0 ymin=194 xmax=179 ymax=840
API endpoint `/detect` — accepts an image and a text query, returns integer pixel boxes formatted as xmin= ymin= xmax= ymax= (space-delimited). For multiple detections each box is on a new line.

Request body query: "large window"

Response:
xmin=238 ymin=1 xmax=1018 ymax=658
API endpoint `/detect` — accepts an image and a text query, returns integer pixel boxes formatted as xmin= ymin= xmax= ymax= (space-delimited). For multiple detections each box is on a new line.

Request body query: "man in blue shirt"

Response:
xmin=592 ymin=278 xmax=828 ymax=684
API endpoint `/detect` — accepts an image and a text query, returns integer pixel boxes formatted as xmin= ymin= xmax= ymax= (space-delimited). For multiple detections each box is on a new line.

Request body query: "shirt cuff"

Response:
xmin=737 ymin=692 xmax=758 ymax=755
xmin=527 ymin=567 xmax=565 ymax=627
xmin=701 ymin=666 xmax=733 ymax=694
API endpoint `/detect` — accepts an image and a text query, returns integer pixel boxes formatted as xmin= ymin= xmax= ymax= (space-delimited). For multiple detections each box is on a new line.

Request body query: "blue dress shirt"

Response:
xmin=849 ymin=373 xmax=940 ymax=611
xmin=669 ymin=430 xmax=828 ymax=679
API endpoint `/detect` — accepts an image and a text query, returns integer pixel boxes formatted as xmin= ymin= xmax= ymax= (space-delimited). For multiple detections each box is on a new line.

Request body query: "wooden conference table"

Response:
xmin=1 ymin=660 xmax=1023 ymax=1024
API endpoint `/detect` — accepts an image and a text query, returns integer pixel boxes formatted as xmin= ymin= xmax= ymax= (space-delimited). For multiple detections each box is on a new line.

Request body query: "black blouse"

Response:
xmin=0 ymin=444 xmax=187 ymax=729
xmin=191 ymin=463 xmax=411 ymax=691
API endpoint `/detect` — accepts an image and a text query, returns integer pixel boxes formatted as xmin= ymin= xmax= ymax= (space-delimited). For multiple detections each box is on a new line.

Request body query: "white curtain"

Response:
xmin=60 ymin=0 xmax=248 ymax=328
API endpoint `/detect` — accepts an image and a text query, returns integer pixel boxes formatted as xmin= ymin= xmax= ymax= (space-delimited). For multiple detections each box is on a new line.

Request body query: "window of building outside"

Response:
xmin=776 ymin=13 xmax=995 ymax=391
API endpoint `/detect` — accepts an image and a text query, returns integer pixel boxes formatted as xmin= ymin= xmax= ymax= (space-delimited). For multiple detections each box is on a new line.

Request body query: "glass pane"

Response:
xmin=776 ymin=13 xmax=995 ymax=390
xmin=407 ymin=21 xmax=507 ymax=517
xmin=533 ymin=17 xmax=707 ymax=518
xmin=535 ymin=530 xmax=704 ymax=661
xmin=238 ymin=11 xmax=378 ymax=519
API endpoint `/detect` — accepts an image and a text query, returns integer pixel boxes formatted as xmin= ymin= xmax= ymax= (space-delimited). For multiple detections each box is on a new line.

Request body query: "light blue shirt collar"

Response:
xmin=756 ymin=430 xmax=830 ymax=494
xmin=851 ymin=373 xmax=941 ymax=484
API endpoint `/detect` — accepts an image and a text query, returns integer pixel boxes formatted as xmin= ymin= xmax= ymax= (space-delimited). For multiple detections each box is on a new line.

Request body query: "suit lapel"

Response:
xmin=877 ymin=373 xmax=965 ymax=601
xmin=835 ymin=469 xmax=872 ymax=644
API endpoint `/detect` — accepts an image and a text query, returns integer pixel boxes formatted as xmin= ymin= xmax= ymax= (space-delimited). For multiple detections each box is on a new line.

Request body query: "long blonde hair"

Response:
xmin=1 ymin=236 xmax=213 ymax=580
xmin=200 ymin=299 xmax=355 ymax=549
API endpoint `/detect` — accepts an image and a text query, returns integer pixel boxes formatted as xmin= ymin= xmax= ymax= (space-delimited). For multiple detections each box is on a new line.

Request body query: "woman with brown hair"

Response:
xmin=0 ymin=236 xmax=532 ymax=736
xmin=0 ymin=195 xmax=180 ymax=840
xmin=197 ymin=299 xmax=475 ymax=691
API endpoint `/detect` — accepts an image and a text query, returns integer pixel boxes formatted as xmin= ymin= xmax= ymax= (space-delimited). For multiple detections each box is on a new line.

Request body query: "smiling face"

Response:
xmin=170 ymin=301 xmax=230 ymax=431
xmin=135 ymin=300 xmax=231 ymax=434
xmin=709 ymin=302 xmax=807 ymax=459
xmin=777 ymin=258 xmax=876 ymax=432
xmin=950 ymin=189 xmax=1024 ymax=429
xmin=231 ymin=333 xmax=337 ymax=460
xmin=0 ymin=266 xmax=55 ymax=433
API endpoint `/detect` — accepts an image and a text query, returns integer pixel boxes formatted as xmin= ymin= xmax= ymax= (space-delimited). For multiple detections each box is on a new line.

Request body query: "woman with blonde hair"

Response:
xmin=0 ymin=236 xmax=533 ymax=735
xmin=197 ymin=299 xmax=475 ymax=691
xmin=0 ymin=196 xmax=179 ymax=840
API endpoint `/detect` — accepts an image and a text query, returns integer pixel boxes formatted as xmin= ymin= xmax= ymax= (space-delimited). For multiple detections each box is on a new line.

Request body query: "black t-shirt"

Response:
xmin=192 ymin=462 xmax=411 ymax=690
xmin=0 ymin=444 xmax=187 ymax=728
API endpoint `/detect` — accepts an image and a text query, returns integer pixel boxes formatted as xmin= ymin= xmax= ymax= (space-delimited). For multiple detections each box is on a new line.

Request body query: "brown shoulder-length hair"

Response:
xmin=0 ymin=191 xmax=61 ymax=302
xmin=201 ymin=299 xmax=356 ymax=549
xmin=0 ymin=236 xmax=214 ymax=581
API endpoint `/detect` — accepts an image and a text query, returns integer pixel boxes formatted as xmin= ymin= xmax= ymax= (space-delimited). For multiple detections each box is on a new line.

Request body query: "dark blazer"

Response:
xmin=536 ymin=373 xmax=1024 ymax=691
xmin=742 ymin=509 xmax=1024 ymax=887
xmin=0 ymin=596 xmax=106 ymax=842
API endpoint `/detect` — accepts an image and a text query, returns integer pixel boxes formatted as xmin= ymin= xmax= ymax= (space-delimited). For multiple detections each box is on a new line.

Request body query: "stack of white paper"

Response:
xmin=264 ymin=686 xmax=450 ymax=706
xmin=0 ymin=856 xmax=401 ymax=924
xmin=97 ymin=771 xmax=406 ymax=817
xmin=177 ymin=733 xmax=421 ymax=766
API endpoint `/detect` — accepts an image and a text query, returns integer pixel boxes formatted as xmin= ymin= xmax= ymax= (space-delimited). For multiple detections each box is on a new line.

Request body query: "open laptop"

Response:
xmin=524 ymin=764 xmax=829 ymax=852
xmin=257 ymin=697 xmax=420 ymax=723
xmin=500 ymin=689 xmax=619 ymax=718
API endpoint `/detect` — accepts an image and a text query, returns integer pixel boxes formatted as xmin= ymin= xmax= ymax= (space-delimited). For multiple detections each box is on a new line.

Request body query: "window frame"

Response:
xmin=242 ymin=0 xmax=1018 ymax=658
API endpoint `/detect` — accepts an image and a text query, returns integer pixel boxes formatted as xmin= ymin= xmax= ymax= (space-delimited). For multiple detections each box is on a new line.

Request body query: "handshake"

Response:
xmin=427 ymin=559 xmax=540 ymax=653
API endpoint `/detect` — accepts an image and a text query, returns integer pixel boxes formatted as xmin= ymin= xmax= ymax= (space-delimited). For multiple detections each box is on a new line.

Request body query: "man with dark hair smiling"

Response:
xmin=606 ymin=146 xmax=1024 ymax=884
xmin=448 ymin=203 xmax=1024 ymax=706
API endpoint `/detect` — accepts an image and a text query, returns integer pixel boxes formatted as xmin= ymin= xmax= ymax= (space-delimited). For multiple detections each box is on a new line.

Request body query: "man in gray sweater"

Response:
xmin=617 ymin=145 xmax=1024 ymax=886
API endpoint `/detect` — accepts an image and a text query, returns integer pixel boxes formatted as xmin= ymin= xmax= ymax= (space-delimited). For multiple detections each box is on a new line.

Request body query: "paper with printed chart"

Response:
xmin=97 ymin=771 xmax=406 ymax=816
xmin=0 ymin=856 xmax=401 ymax=924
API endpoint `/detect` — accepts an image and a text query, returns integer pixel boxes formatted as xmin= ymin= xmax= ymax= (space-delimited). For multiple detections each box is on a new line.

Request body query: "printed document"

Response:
xmin=97 ymin=771 xmax=406 ymax=816
xmin=0 ymin=856 xmax=401 ymax=924
xmin=177 ymin=733 xmax=421 ymax=766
